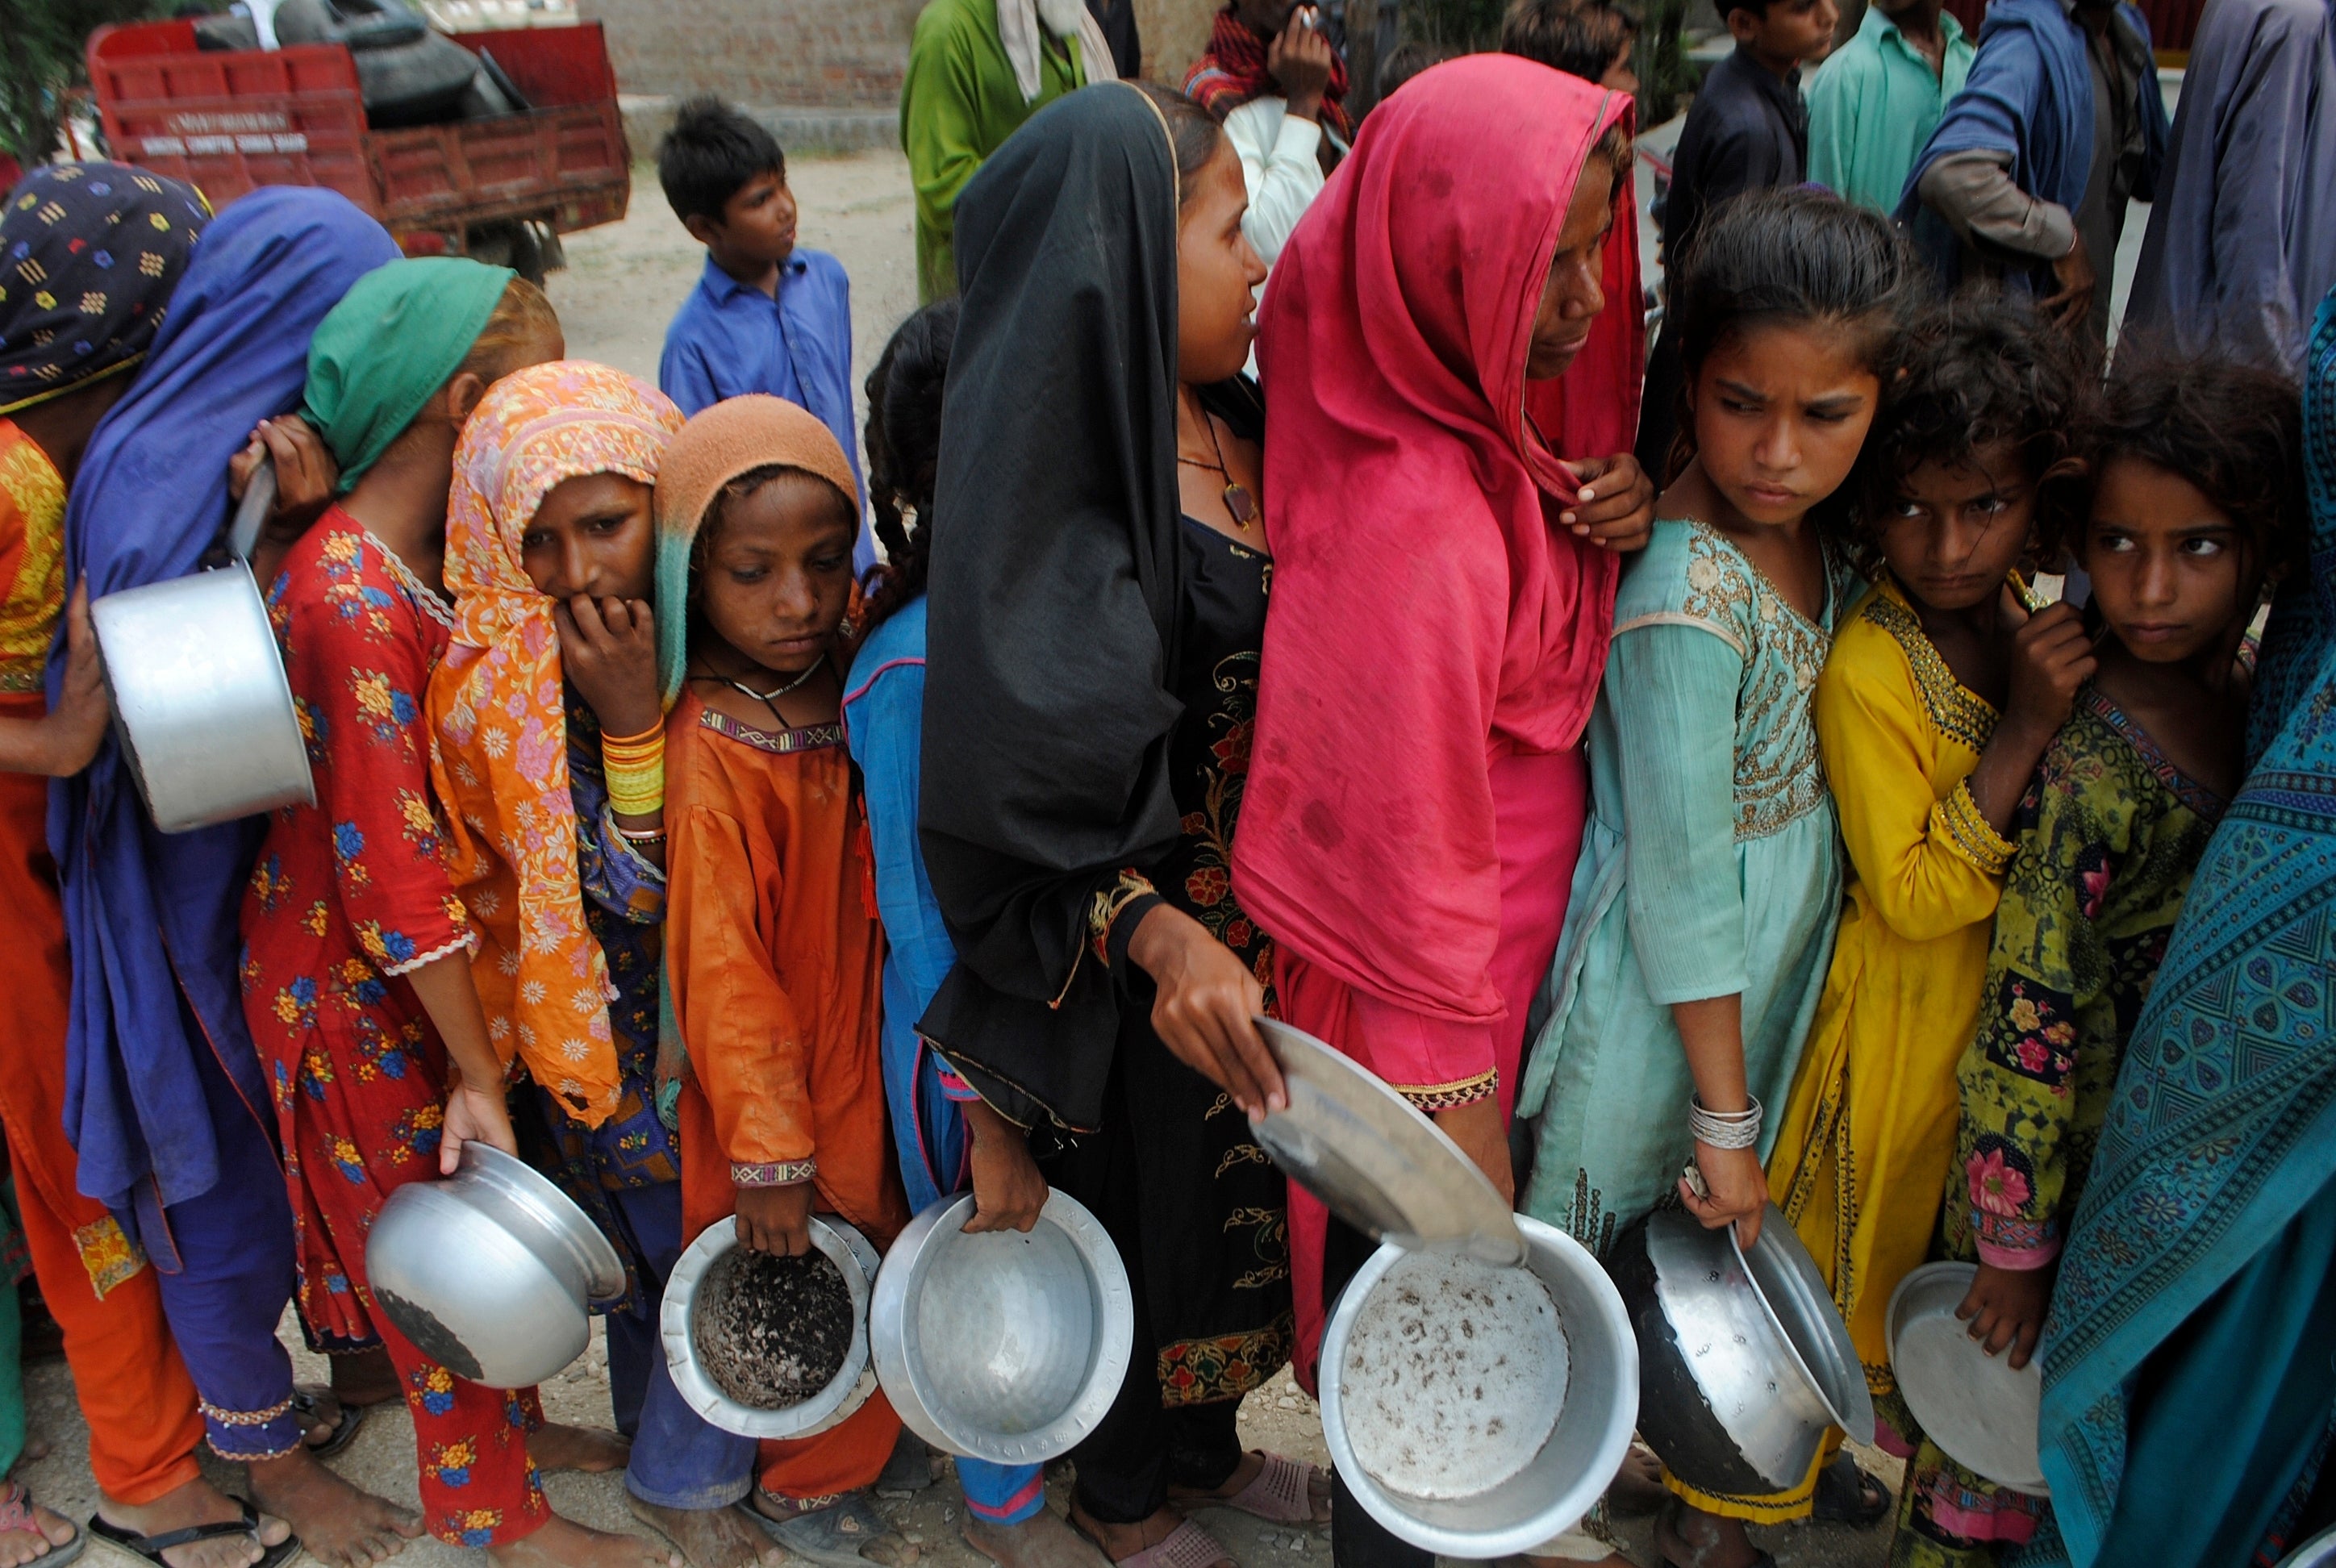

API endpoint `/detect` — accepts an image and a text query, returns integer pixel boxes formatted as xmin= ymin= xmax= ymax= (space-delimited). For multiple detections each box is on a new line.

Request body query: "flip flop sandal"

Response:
xmin=876 ymin=1431 xmax=936 ymax=1497
xmin=1810 ymin=1453 xmax=1890 ymax=1527
xmin=291 ymin=1387 xmax=365 ymax=1459
xmin=1177 ymin=1452 xmax=1328 ymax=1526
xmin=1070 ymin=1516 xmax=1228 ymax=1568
xmin=753 ymin=1491 xmax=917 ymax=1568
xmin=0 ymin=1484 xmax=85 ymax=1568
xmin=90 ymin=1500 xmax=298 ymax=1568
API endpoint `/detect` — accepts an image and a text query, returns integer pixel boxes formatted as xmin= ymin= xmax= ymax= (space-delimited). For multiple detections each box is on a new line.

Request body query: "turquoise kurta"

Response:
xmin=1519 ymin=519 xmax=1855 ymax=1257
xmin=1807 ymin=6 xmax=1973 ymax=213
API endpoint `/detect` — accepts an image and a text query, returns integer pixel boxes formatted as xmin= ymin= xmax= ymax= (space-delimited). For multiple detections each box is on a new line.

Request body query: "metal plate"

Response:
xmin=1251 ymin=1017 xmax=1525 ymax=1266
xmin=2279 ymin=1525 xmax=2336 ymax=1567
xmin=1733 ymin=1206 xmax=1875 ymax=1441
xmin=1887 ymin=1262 xmax=2048 ymax=1496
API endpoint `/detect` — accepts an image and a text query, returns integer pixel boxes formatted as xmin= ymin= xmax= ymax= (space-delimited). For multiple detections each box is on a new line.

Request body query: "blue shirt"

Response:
xmin=659 ymin=248 xmax=878 ymax=578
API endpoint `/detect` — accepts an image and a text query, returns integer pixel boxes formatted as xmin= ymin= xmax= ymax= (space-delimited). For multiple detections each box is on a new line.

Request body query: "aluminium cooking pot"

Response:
xmin=1608 ymin=1204 xmax=1874 ymax=1498
xmin=90 ymin=466 xmax=315 ymax=833
xmin=661 ymin=1216 xmax=881 ymax=1440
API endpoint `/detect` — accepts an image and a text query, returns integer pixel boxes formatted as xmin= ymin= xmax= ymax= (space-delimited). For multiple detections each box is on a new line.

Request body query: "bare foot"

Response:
xmin=331 ymin=1347 xmax=402 ymax=1407
xmin=248 ymin=1446 xmax=420 ymax=1568
xmin=1065 ymin=1503 xmax=1230 ymax=1568
xmin=962 ymin=1510 xmax=1109 ymax=1568
xmin=624 ymin=1498 xmax=778 ymax=1568
xmin=0 ymin=1483 xmax=78 ymax=1567
xmin=1608 ymin=1443 xmax=1667 ymax=1517
xmin=1166 ymin=1452 xmax=1331 ymax=1526
xmin=489 ymin=1516 xmax=678 ymax=1568
xmin=1652 ymin=1499 xmax=1761 ymax=1568
xmin=531 ymin=1423 xmax=630 ymax=1474
xmin=96 ymin=1478 xmax=291 ymax=1568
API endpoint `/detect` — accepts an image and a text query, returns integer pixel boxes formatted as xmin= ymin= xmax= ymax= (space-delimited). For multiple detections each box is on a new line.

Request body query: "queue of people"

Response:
xmin=0 ymin=3 xmax=2332 ymax=1568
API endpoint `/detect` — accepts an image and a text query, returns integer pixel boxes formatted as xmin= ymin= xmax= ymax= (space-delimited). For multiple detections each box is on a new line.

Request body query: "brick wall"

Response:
xmin=581 ymin=0 xmax=1223 ymax=110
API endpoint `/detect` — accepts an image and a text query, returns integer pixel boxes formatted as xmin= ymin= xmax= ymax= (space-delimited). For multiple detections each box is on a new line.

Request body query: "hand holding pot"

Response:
xmin=736 ymin=1180 xmax=816 ymax=1256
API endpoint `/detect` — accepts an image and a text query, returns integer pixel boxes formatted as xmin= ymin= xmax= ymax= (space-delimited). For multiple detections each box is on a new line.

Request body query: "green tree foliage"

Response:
xmin=0 ymin=0 xmax=186 ymax=166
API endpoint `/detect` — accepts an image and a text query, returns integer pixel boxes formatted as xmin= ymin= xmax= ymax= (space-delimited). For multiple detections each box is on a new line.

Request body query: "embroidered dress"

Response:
xmin=1768 ymin=573 xmax=2015 ymax=1448
xmin=240 ymin=513 xmax=547 ymax=1547
xmin=1893 ymin=685 xmax=2225 ymax=1567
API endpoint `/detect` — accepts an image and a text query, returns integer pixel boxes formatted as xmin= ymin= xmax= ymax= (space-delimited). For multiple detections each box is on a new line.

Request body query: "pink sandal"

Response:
xmin=1202 ymin=1451 xmax=1328 ymax=1526
xmin=1086 ymin=1518 xmax=1228 ymax=1568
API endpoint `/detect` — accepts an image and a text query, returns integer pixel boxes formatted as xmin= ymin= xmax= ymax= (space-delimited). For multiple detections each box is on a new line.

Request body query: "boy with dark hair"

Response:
xmin=657 ymin=97 xmax=877 ymax=578
xmin=1498 ymin=0 xmax=1640 ymax=91
xmin=1634 ymin=0 xmax=1836 ymax=478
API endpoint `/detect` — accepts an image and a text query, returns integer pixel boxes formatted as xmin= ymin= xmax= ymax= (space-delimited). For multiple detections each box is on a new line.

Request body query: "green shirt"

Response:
xmin=899 ymin=0 xmax=1089 ymax=302
xmin=1806 ymin=5 xmax=1974 ymax=212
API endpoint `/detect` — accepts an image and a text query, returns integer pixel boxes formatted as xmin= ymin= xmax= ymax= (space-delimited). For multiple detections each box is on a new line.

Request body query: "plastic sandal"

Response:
xmin=1074 ymin=1517 xmax=1227 ymax=1568
xmin=0 ymin=1484 xmax=83 ymax=1568
xmin=88 ymin=1500 xmax=296 ymax=1568
xmin=291 ymin=1387 xmax=365 ymax=1459
xmin=753 ymin=1491 xmax=916 ymax=1568
xmin=1181 ymin=1451 xmax=1327 ymax=1526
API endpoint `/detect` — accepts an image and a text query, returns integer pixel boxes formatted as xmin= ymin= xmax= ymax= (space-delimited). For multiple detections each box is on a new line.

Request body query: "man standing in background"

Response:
xmin=1804 ymin=0 xmax=1973 ymax=211
xmin=900 ymin=0 xmax=1116 ymax=302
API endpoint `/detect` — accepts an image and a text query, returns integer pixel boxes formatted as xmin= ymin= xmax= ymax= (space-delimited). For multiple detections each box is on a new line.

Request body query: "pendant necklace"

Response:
xmin=695 ymin=657 xmax=823 ymax=728
xmin=1174 ymin=394 xmax=1257 ymax=530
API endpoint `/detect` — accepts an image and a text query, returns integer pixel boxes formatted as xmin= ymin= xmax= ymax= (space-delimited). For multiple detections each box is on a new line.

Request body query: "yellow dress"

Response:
xmin=1767 ymin=573 xmax=2017 ymax=1443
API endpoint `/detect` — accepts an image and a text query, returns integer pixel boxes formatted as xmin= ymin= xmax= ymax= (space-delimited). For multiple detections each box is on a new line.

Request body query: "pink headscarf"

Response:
xmin=1234 ymin=55 xmax=1637 ymax=1030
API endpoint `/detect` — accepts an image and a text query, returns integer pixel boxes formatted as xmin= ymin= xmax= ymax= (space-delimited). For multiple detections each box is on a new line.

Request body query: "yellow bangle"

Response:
xmin=601 ymin=727 xmax=665 ymax=817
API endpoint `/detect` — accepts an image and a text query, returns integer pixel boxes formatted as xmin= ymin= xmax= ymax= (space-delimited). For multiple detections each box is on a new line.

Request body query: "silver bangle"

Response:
xmin=1689 ymin=1092 xmax=1762 ymax=1150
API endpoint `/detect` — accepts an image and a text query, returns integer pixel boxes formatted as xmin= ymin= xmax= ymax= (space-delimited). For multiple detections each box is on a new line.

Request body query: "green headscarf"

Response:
xmin=300 ymin=256 xmax=515 ymax=492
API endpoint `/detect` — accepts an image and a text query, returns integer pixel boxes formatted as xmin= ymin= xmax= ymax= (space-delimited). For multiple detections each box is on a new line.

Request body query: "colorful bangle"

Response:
xmin=600 ymin=724 xmax=665 ymax=818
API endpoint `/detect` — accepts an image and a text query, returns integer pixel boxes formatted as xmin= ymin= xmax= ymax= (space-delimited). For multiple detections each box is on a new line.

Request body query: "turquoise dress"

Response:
xmin=1518 ymin=518 xmax=1855 ymax=1256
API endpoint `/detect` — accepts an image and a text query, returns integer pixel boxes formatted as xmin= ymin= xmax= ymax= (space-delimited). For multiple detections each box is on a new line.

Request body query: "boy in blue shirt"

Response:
xmin=658 ymin=98 xmax=878 ymax=578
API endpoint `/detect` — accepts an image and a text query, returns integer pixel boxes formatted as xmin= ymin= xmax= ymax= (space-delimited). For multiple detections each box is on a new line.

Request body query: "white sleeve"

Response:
xmin=1224 ymin=98 xmax=1325 ymax=266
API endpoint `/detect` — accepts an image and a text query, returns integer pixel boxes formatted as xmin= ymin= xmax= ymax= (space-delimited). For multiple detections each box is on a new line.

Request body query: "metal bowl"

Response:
xmin=869 ymin=1191 xmax=1133 ymax=1464
xmin=365 ymin=1141 xmax=624 ymax=1388
xmin=1887 ymin=1262 xmax=2046 ymax=1495
xmin=2280 ymin=1525 xmax=2336 ymax=1567
xmin=661 ymin=1216 xmax=879 ymax=1440
xmin=91 ymin=562 xmax=315 ymax=834
xmin=1608 ymin=1204 xmax=1874 ymax=1498
xmin=1320 ymin=1214 xmax=1637 ymax=1558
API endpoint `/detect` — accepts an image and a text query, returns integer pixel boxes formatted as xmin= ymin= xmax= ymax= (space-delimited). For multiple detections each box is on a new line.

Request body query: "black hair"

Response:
xmin=1500 ymin=0 xmax=1639 ymax=85
xmin=1128 ymin=81 xmax=1228 ymax=210
xmin=657 ymin=97 xmax=786 ymax=228
xmin=1374 ymin=40 xmax=1454 ymax=102
xmin=860 ymin=299 xmax=962 ymax=633
xmin=690 ymin=465 xmax=856 ymax=585
xmin=1854 ymin=290 xmax=2088 ymax=572
xmin=1665 ymin=186 xmax=1921 ymax=506
xmin=1716 ymin=0 xmax=1771 ymax=23
xmin=2078 ymin=344 xmax=2305 ymax=584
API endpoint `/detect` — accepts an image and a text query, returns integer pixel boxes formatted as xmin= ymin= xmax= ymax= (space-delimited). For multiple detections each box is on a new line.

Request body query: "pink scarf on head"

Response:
xmin=1234 ymin=55 xmax=1637 ymax=1033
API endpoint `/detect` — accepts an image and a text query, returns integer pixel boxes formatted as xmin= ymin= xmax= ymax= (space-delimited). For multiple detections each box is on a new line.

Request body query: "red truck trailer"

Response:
xmin=86 ymin=17 xmax=629 ymax=280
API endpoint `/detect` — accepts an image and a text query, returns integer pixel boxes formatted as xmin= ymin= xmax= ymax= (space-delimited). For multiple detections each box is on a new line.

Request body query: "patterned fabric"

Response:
xmin=2031 ymin=288 xmax=2336 ymax=1567
xmin=240 ymin=513 xmax=549 ymax=1546
xmin=0 ymin=422 xmax=64 ymax=691
xmin=1183 ymin=6 xmax=1351 ymax=140
xmin=1894 ymin=684 xmax=2225 ymax=1564
xmin=0 ymin=162 xmax=208 ymax=415
xmin=1768 ymin=571 xmax=2010 ymax=1458
xmin=426 ymin=361 xmax=682 ymax=1128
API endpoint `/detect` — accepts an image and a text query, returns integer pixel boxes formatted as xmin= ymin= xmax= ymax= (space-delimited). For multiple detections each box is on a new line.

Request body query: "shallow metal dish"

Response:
xmin=870 ymin=1191 xmax=1133 ymax=1464
xmin=1252 ymin=1017 xmax=1524 ymax=1267
xmin=365 ymin=1141 xmax=624 ymax=1388
xmin=1608 ymin=1205 xmax=1874 ymax=1497
xmin=2280 ymin=1524 xmax=2336 ymax=1567
xmin=1888 ymin=1262 xmax=2047 ymax=1496
xmin=1321 ymin=1215 xmax=1637 ymax=1558
xmin=661 ymin=1216 xmax=878 ymax=1440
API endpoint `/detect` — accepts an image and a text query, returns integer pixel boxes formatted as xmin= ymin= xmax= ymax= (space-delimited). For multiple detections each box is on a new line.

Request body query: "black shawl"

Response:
xmin=917 ymin=81 xmax=1188 ymax=1132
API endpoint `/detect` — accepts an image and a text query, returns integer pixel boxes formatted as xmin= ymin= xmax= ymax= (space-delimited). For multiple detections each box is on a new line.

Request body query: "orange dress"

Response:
xmin=0 ymin=419 xmax=202 ymax=1503
xmin=665 ymin=689 xmax=907 ymax=1499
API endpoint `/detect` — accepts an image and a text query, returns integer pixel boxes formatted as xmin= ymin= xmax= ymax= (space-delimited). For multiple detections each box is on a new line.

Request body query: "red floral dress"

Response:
xmin=239 ymin=512 xmax=547 ymax=1548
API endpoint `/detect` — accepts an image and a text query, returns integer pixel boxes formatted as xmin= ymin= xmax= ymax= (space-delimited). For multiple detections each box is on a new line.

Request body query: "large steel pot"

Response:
xmin=365 ymin=1141 xmax=624 ymax=1388
xmin=1608 ymin=1205 xmax=1874 ymax=1498
xmin=870 ymin=1191 xmax=1133 ymax=1465
xmin=661 ymin=1216 xmax=879 ymax=1440
xmin=1320 ymin=1216 xmax=1637 ymax=1558
xmin=2280 ymin=1525 xmax=2336 ymax=1567
xmin=90 ymin=467 xmax=314 ymax=833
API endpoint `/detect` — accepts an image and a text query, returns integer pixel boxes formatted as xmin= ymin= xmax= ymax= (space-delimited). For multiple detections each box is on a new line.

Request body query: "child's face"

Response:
xmin=695 ymin=473 xmax=857 ymax=675
xmin=521 ymin=473 xmax=657 ymax=603
xmin=699 ymin=167 xmax=797 ymax=270
xmin=1879 ymin=440 xmax=2038 ymax=611
xmin=2083 ymin=456 xmax=2257 ymax=665
xmin=1687 ymin=319 xmax=1880 ymax=528
xmin=1175 ymin=142 xmax=1267 ymax=388
xmin=1732 ymin=0 xmax=1837 ymax=63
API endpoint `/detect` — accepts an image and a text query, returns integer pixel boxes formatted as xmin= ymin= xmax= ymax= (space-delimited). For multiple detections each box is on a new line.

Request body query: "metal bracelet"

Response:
xmin=1688 ymin=1092 xmax=1763 ymax=1150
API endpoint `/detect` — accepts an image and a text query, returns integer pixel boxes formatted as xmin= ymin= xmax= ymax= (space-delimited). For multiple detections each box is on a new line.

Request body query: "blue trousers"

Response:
xmin=605 ymin=1180 xmax=760 ymax=1510
xmin=130 ymin=1030 xmax=303 ymax=1462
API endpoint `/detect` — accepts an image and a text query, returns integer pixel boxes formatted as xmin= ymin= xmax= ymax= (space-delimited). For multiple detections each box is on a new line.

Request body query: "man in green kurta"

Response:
xmin=1805 ymin=0 xmax=1973 ymax=212
xmin=900 ymin=0 xmax=1113 ymax=302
